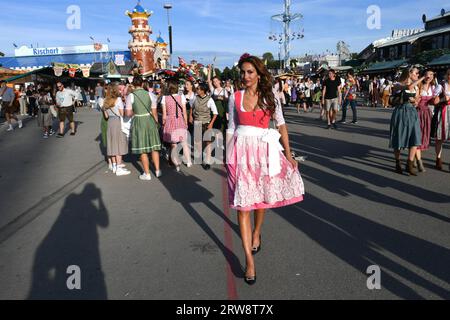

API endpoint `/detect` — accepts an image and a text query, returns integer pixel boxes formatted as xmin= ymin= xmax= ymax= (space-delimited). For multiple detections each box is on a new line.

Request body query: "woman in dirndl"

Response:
xmin=431 ymin=69 xmax=450 ymax=171
xmin=126 ymin=77 xmax=162 ymax=181
xmin=389 ymin=66 xmax=425 ymax=175
xmin=415 ymin=69 xmax=437 ymax=172
xmin=161 ymin=79 xmax=191 ymax=171
xmin=208 ymin=65 xmax=228 ymax=135
xmin=226 ymin=54 xmax=304 ymax=285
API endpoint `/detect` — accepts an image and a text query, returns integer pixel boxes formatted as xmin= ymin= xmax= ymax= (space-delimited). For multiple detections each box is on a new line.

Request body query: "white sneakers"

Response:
xmin=186 ymin=162 xmax=193 ymax=168
xmin=107 ymin=164 xmax=162 ymax=180
xmin=139 ymin=173 xmax=152 ymax=181
xmin=115 ymin=167 xmax=131 ymax=176
xmin=6 ymin=120 xmax=23 ymax=131
xmin=108 ymin=164 xmax=131 ymax=176
xmin=139 ymin=170 xmax=161 ymax=180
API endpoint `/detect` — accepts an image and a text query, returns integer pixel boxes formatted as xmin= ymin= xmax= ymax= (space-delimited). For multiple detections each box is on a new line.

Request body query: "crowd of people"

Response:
xmin=276 ymin=65 xmax=450 ymax=175
xmin=389 ymin=66 xmax=450 ymax=175
xmin=275 ymin=69 xmax=360 ymax=128
xmin=95 ymin=55 xmax=304 ymax=285
xmin=0 ymin=81 xmax=108 ymax=134
xmin=96 ymin=66 xmax=238 ymax=179
xmin=3 ymin=54 xmax=450 ymax=284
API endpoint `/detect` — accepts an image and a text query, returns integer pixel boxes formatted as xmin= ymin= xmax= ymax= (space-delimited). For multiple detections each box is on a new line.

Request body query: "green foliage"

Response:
xmin=262 ymin=52 xmax=275 ymax=62
xmin=409 ymin=49 xmax=450 ymax=65
xmin=267 ymin=60 xmax=283 ymax=70
xmin=221 ymin=67 xmax=232 ymax=80
xmin=214 ymin=68 xmax=222 ymax=79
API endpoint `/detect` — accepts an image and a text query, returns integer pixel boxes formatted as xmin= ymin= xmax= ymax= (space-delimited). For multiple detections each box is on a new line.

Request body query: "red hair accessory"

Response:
xmin=239 ymin=53 xmax=251 ymax=63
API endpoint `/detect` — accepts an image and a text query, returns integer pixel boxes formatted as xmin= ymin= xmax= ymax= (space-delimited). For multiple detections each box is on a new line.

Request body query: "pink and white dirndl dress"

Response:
xmin=162 ymin=94 xmax=188 ymax=144
xmin=226 ymin=91 xmax=304 ymax=211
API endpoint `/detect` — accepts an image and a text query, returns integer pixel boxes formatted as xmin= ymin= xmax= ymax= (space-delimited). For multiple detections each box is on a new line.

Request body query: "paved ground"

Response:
xmin=0 ymin=105 xmax=449 ymax=300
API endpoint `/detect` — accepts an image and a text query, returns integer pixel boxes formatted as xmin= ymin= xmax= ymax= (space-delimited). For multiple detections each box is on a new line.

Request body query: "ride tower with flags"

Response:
xmin=126 ymin=1 xmax=156 ymax=75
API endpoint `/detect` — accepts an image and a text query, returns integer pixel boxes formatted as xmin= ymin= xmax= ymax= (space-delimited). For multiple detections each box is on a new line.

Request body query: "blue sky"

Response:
xmin=1 ymin=0 xmax=449 ymax=68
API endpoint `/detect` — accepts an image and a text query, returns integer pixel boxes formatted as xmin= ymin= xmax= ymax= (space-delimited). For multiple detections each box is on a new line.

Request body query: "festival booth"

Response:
xmin=2 ymin=62 xmax=107 ymax=94
xmin=157 ymin=57 xmax=205 ymax=83
xmin=0 ymin=67 xmax=26 ymax=82
xmin=359 ymin=59 xmax=408 ymax=78
xmin=428 ymin=54 xmax=450 ymax=79
xmin=90 ymin=60 xmax=136 ymax=82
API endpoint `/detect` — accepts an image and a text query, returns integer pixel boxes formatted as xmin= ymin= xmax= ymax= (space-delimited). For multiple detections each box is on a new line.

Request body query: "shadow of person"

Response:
xmin=285 ymin=114 xmax=390 ymax=139
xmin=290 ymin=133 xmax=450 ymax=223
xmin=274 ymin=194 xmax=450 ymax=299
xmin=158 ymin=168 xmax=244 ymax=278
xmin=94 ymin=134 xmax=107 ymax=162
xmin=27 ymin=183 xmax=109 ymax=300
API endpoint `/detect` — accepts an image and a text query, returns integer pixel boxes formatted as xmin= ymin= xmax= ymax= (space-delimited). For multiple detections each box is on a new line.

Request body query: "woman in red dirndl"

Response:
xmin=226 ymin=54 xmax=304 ymax=285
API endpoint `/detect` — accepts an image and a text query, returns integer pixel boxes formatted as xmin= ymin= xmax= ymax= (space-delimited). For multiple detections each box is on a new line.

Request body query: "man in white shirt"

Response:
xmin=55 ymin=82 xmax=78 ymax=137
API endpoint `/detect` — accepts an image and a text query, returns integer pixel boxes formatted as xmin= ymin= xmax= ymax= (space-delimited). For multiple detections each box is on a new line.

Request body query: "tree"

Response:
xmin=231 ymin=66 xmax=240 ymax=80
xmin=290 ymin=59 xmax=298 ymax=68
xmin=267 ymin=60 xmax=283 ymax=70
xmin=214 ymin=68 xmax=222 ymax=79
xmin=409 ymin=48 xmax=450 ymax=66
xmin=0 ymin=51 xmax=4 ymax=57
xmin=222 ymin=67 xmax=232 ymax=80
xmin=262 ymin=52 xmax=274 ymax=62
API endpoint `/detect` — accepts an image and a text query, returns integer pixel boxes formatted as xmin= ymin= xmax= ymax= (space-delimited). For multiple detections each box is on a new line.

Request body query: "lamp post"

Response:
xmin=107 ymin=37 xmax=111 ymax=62
xmin=164 ymin=3 xmax=173 ymax=69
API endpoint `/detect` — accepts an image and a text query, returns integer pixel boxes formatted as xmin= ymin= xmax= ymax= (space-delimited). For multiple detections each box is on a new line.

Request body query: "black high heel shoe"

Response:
xmin=244 ymin=269 xmax=257 ymax=285
xmin=252 ymin=235 xmax=261 ymax=255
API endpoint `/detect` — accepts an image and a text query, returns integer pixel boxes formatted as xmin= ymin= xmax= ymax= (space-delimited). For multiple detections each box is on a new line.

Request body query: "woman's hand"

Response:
xmin=189 ymin=115 xmax=194 ymax=124
xmin=287 ymin=155 xmax=298 ymax=169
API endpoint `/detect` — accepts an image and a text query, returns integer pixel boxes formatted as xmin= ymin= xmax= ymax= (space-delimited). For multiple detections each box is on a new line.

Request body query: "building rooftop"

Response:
xmin=426 ymin=10 xmax=450 ymax=23
xmin=0 ymin=51 xmax=132 ymax=70
xmin=376 ymin=24 xmax=450 ymax=48
xmin=134 ymin=4 xmax=146 ymax=13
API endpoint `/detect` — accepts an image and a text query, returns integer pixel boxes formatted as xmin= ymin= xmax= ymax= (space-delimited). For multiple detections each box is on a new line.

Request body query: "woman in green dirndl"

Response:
xmin=100 ymin=96 xmax=113 ymax=171
xmin=126 ymin=77 xmax=162 ymax=181
xmin=208 ymin=64 xmax=228 ymax=135
xmin=389 ymin=66 xmax=424 ymax=175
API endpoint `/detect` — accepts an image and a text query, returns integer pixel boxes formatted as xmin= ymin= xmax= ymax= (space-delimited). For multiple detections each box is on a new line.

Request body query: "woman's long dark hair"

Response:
xmin=238 ymin=55 xmax=275 ymax=115
xmin=183 ymin=80 xmax=194 ymax=95
xmin=399 ymin=66 xmax=419 ymax=83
